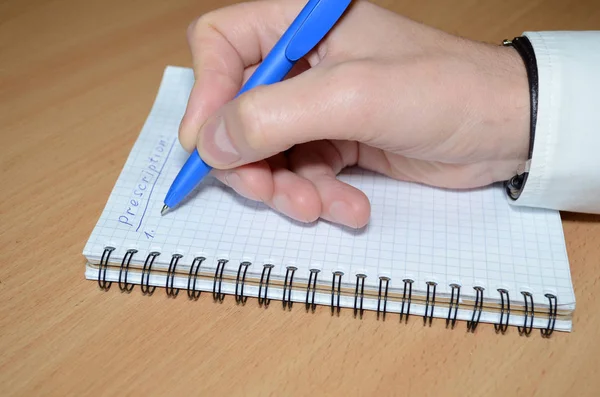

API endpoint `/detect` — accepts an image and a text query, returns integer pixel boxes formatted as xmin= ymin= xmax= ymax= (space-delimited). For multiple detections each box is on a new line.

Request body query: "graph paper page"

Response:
xmin=83 ymin=66 xmax=575 ymax=308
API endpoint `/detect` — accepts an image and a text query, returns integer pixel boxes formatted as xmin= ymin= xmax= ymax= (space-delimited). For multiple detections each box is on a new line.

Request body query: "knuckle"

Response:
xmin=186 ymin=19 xmax=198 ymax=42
xmin=186 ymin=12 xmax=216 ymax=42
xmin=177 ymin=125 xmax=188 ymax=145
xmin=235 ymin=91 xmax=268 ymax=151
xmin=194 ymin=126 xmax=204 ymax=151
xmin=178 ymin=122 xmax=196 ymax=152
xmin=186 ymin=17 xmax=203 ymax=42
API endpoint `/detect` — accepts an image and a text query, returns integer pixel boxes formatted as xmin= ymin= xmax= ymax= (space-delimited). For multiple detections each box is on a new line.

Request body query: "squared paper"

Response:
xmin=83 ymin=66 xmax=575 ymax=316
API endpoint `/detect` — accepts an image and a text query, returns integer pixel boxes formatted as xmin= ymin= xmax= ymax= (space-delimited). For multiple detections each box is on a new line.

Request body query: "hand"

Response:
xmin=179 ymin=0 xmax=529 ymax=228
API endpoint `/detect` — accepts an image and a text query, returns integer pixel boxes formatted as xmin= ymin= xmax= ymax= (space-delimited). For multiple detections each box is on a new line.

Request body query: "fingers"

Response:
xmin=179 ymin=0 xmax=307 ymax=151
xmin=211 ymin=160 xmax=273 ymax=203
xmin=213 ymin=140 xmax=371 ymax=229
xmin=268 ymin=166 xmax=322 ymax=223
xmin=213 ymin=155 xmax=322 ymax=224
xmin=288 ymin=141 xmax=370 ymax=228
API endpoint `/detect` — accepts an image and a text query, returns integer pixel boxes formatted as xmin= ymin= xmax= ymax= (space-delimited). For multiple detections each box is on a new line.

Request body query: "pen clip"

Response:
xmin=285 ymin=0 xmax=352 ymax=61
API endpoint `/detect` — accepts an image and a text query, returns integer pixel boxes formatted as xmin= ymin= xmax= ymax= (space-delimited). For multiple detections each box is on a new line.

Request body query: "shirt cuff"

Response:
xmin=510 ymin=31 xmax=600 ymax=214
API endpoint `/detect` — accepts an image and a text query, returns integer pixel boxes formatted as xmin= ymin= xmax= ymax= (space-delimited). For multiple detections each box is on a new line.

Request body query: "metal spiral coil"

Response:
xmin=446 ymin=283 xmax=461 ymax=329
xmin=140 ymin=251 xmax=160 ymax=295
xmin=165 ymin=254 xmax=183 ymax=298
xmin=466 ymin=286 xmax=484 ymax=332
xmin=282 ymin=266 xmax=297 ymax=310
xmin=377 ymin=276 xmax=390 ymax=321
xmin=305 ymin=269 xmax=320 ymax=312
xmin=118 ymin=249 xmax=137 ymax=293
xmin=423 ymin=281 xmax=437 ymax=326
xmin=494 ymin=289 xmax=510 ymax=334
xmin=331 ymin=271 xmax=343 ymax=316
xmin=98 ymin=246 xmax=115 ymax=290
xmin=518 ymin=291 xmax=534 ymax=336
xmin=212 ymin=259 xmax=227 ymax=302
xmin=94 ymin=248 xmax=563 ymax=337
xmin=186 ymin=256 xmax=205 ymax=300
xmin=353 ymin=274 xmax=367 ymax=319
xmin=400 ymin=278 xmax=414 ymax=323
xmin=234 ymin=261 xmax=251 ymax=305
xmin=258 ymin=264 xmax=274 ymax=308
xmin=540 ymin=293 xmax=557 ymax=338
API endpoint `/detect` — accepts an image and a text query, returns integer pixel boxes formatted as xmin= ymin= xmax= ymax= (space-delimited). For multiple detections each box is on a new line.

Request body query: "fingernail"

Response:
xmin=329 ymin=201 xmax=359 ymax=228
xmin=224 ymin=172 xmax=261 ymax=202
xmin=202 ymin=116 xmax=241 ymax=165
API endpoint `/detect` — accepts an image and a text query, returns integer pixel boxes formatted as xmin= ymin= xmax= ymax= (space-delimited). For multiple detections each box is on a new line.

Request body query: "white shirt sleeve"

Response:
xmin=510 ymin=31 xmax=600 ymax=214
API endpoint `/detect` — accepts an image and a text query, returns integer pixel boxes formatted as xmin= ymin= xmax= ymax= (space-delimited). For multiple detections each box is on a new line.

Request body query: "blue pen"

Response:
xmin=161 ymin=0 xmax=352 ymax=215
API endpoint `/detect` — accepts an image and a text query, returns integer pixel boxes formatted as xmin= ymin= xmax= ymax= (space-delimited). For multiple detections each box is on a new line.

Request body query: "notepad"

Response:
xmin=83 ymin=66 xmax=575 ymax=335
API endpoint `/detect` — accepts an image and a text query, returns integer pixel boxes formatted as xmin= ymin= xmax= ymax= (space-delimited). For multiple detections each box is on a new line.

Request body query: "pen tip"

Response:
xmin=161 ymin=204 xmax=170 ymax=216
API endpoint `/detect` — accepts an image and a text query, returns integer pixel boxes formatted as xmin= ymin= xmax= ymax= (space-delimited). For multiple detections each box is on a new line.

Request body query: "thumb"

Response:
xmin=195 ymin=64 xmax=367 ymax=169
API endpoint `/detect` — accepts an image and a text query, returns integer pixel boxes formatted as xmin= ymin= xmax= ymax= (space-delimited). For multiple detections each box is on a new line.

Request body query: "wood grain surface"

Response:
xmin=1 ymin=0 xmax=600 ymax=395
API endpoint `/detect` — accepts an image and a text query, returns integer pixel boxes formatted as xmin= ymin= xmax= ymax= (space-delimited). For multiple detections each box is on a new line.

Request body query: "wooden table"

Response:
xmin=2 ymin=0 xmax=600 ymax=395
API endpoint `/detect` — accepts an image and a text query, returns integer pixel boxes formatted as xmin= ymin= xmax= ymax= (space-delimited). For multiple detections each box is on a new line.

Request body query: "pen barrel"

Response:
xmin=164 ymin=149 xmax=212 ymax=208
xmin=236 ymin=40 xmax=295 ymax=97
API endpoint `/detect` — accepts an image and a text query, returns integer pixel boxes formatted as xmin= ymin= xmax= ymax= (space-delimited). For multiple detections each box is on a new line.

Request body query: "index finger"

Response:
xmin=178 ymin=0 xmax=306 ymax=151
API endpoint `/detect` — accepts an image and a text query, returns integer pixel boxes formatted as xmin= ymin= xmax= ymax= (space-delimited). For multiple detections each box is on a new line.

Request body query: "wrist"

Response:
xmin=479 ymin=42 xmax=531 ymax=183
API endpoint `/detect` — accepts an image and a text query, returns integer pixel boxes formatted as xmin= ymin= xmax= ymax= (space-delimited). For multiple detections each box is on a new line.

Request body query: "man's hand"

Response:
xmin=179 ymin=0 xmax=530 ymax=228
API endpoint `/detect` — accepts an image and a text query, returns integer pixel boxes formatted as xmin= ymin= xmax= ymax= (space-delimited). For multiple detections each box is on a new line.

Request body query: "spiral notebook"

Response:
xmin=83 ymin=66 xmax=575 ymax=336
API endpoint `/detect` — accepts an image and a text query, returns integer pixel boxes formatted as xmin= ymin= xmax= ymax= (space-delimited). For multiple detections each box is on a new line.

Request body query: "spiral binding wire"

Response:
xmin=494 ymin=289 xmax=510 ymax=334
xmin=212 ymin=259 xmax=227 ymax=303
xmin=466 ymin=286 xmax=484 ymax=333
xmin=423 ymin=281 xmax=437 ymax=327
xmin=331 ymin=271 xmax=343 ymax=316
xmin=97 ymin=246 xmax=115 ymax=291
xmin=541 ymin=293 xmax=557 ymax=338
xmin=234 ymin=261 xmax=251 ymax=305
xmin=165 ymin=254 xmax=182 ymax=298
xmin=187 ymin=256 xmax=205 ymax=300
xmin=353 ymin=274 xmax=367 ymax=319
xmin=446 ymin=283 xmax=460 ymax=329
xmin=140 ymin=252 xmax=160 ymax=295
xmin=118 ymin=249 xmax=137 ymax=293
xmin=96 ymin=247 xmax=559 ymax=337
xmin=377 ymin=276 xmax=390 ymax=321
xmin=282 ymin=266 xmax=297 ymax=310
xmin=258 ymin=264 xmax=274 ymax=308
xmin=518 ymin=291 xmax=534 ymax=336
xmin=400 ymin=278 xmax=414 ymax=324
xmin=305 ymin=269 xmax=319 ymax=312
